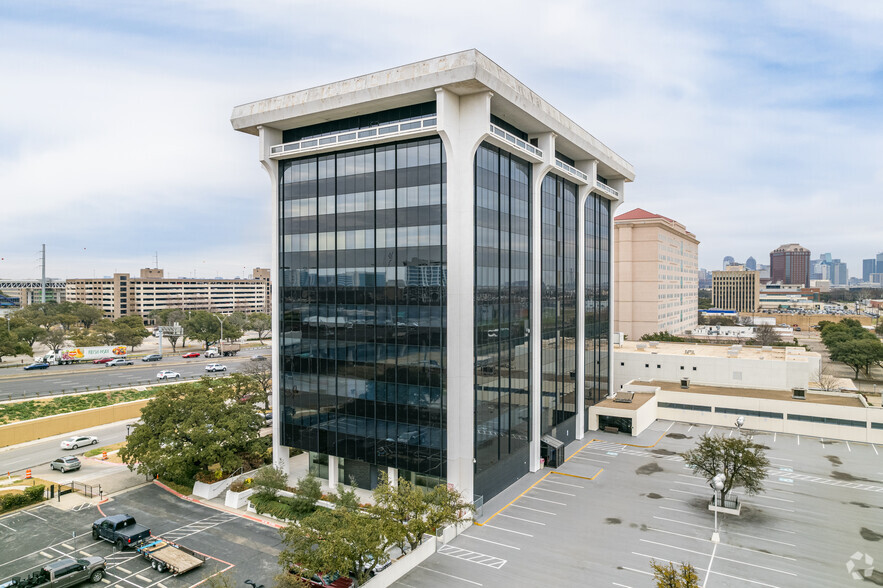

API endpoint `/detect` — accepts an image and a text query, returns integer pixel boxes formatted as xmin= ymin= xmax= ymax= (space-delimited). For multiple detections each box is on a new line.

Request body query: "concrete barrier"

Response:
xmin=0 ymin=399 xmax=150 ymax=447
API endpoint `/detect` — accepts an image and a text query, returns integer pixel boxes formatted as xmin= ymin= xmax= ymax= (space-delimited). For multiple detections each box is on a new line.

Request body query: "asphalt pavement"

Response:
xmin=0 ymin=347 xmax=268 ymax=400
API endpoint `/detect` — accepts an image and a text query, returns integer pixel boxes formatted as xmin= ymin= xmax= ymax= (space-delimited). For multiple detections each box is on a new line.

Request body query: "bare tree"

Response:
xmin=750 ymin=324 xmax=780 ymax=346
xmin=813 ymin=361 xmax=840 ymax=391
xmin=240 ymin=359 xmax=271 ymax=408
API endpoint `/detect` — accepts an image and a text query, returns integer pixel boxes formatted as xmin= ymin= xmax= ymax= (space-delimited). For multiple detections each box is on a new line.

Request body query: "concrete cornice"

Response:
xmin=231 ymin=49 xmax=634 ymax=181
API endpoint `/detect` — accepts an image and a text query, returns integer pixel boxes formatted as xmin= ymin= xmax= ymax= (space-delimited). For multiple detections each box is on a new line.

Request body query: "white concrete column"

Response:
xmin=328 ymin=455 xmax=339 ymax=488
xmin=258 ymin=125 xmax=290 ymax=476
xmin=574 ymin=159 xmax=597 ymax=438
xmin=387 ymin=467 xmax=398 ymax=488
xmin=528 ymin=133 xmax=555 ymax=472
xmin=608 ymin=191 xmax=624 ymax=398
xmin=435 ymin=87 xmax=492 ymax=501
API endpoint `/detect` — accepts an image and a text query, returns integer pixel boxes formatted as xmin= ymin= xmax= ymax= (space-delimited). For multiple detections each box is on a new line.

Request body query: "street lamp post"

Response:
xmin=710 ymin=473 xmax=725 ymax=543
xmin=215 ymin=314 xmax=228 ymax=348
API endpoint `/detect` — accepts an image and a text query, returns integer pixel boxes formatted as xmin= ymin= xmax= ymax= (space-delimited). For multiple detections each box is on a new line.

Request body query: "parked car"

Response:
xmin=141 ymin=354 xmax=162 ymax=362
xmin=289 ymin=568 xmax=353 ymax=588
xmin=156 ymin=370 xmax=180 ymax=380
xmin=181 ymin=352 xmax=200 ymax=358
xmin=105 ymin=359 xmax=133 ymax=367
xmin=0 ymin=555 xmax=107 ymax=588
xmin=60 ymin=436 xmax=98 ymax=449
xmin=205 ymin=364 xmax=227 ymax=373
xmin=50 ymin=456 xmax=81 ymax=472
xmin=92 ymin=357 xmax=115 ymax=364
xmin=251 ymin=354 xmax=267 ymax=361
xmin=92 ymin=514 xmax=151 ymax=551
xmin=24 ymin=362 xmax=50 ymax=370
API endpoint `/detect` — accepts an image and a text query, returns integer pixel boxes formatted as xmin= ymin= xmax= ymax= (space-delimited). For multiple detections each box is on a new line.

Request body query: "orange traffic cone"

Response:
xmin=102 ymin=450 xmax=108 ymax=460
xmin=25 ymin=469 xmax=32 ymax=479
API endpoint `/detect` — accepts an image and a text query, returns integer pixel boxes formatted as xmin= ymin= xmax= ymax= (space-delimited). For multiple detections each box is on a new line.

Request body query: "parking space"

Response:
xmin=396 ymin=420 xmax=883 ymax=587
xmin=0 ymin=484 xmax=283 ymax=588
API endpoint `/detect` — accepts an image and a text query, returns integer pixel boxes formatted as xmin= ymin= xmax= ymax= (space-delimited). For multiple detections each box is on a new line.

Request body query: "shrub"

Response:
xmin=23 ymin=485 xmax=45 ymax=502
xmin=252 ymin=465 xmax=288 ymax=501
xmin=1 ymin=493 xmax=31 ymax=511
xmin=229 ymin=480 xmax=249 ymax=493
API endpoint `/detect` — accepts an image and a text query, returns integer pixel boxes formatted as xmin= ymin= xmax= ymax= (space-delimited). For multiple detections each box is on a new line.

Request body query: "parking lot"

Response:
xmin=396 ymin=420 xmax=883 ymax=587
xmin=0 ymin=484 xmax=283 ymax=588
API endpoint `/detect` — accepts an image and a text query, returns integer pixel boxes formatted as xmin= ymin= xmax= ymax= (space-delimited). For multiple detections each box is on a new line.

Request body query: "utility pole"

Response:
xmin=40 ymin=244 xmax=46 ymax=303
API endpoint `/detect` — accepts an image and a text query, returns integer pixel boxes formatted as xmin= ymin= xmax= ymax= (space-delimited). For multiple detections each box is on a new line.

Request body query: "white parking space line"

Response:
xmin=745 ymin=502 xmax=794 ymax=512
xmin=520 ymin=495 xmax=566 ymax=505
xmin=673 ymin=480 xmax=707 ymax=489
xmin=531 ymin=486 xmax=575 ymax=497
xmin=768 ymin=456 xmax=793 ymax=462
xmin=702 ymin=542 xmax=717 ymax=588
xmin=653 ymin=516 xmax=710 ymax=531
xmin=61 ymin=543 xmax=73 ymax=550
xmin=707 ymin=567 xmax=787 ymax=588
xmin=543 ymin=479 xmax=584 ymax=489
xmin=723 ymin=531 xmax=795 ymax=547
xmin=438 ymin=544 xmax=507 ymax=569
xmin=612 ymin=583 xmax=636 ymax=588
xmin=647 ymin=526 xmax=708 ymax=543
xmin=873 ymin=444 xmax=879 ymax=455
xmin=658 ymin=506 xmax=698 ymax=516
xmin=38 ymin=551 xmax=53 ymax=558
xmin=510 ymin=504 xmax=556 ymax=515
xmin=417 ymin=565 xmax=483 ymax=585
xmin=0 ymin=521 xmax=15 ymax=531
xmin=750 ymin=493 xmax=794 ymax=503
xmin=135 ymin=576 xmax=150 ymax=582
xmin=482 ymin=524 xmax=533 ymax=537
xmin=720 ymin=542 xmax=797 ymax=561
xmin=115 ymin=567 xmax=132 ymax=574
xmin=640 ymin=539 xmax=710 ymax=558
xmin=459 ymin=534 xmax=520 ymax=550
xmin=497 ymin=513 xmax=545 ymax=526
xmin=847 ymin=441 xmax=851 ymax=452
xmin=622 ymin=564 xmax=656 ymax=576
xmin=22 ymin=510 xmax=47 ymax=521
xmin=669 ymin=488 xmax=706 ymax=498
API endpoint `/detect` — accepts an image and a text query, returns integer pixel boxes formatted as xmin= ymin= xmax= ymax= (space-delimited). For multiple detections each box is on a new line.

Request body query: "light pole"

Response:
xmin=710 ymin=473 xmax=725 ymax=543
xmin=215 ymin=314 xmax=228 ymax=348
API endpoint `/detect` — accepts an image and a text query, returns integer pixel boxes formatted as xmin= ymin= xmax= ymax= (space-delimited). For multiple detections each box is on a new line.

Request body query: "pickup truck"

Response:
xmin=92 ymin=514 xmax=151 ymax=550
xmin=0 ymin=556 xmax=106 ymax=588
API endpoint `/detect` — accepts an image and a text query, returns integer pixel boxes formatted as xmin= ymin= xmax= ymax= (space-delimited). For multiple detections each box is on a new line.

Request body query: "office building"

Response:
xmin=722 ymin=255 xmax=734 ymax=269
xmin=0 ymin=280 xmax=67 ymax=308
xmin=770 ymin=243 xmax=810 ymax=287
xmin=66 ymin=268 xmax=270 ymax=319
xmin=614 ymin=208 xmax=698 ymax=340
xmin=712 ymin=269 xmax=760 ymax=312
xmin=230 ymin=50 xmax=634 ymax=501
xmin=863 ymin=259 xmax=876 ymax=283
xmin=745 ymin=256 xmax=757 ymax=271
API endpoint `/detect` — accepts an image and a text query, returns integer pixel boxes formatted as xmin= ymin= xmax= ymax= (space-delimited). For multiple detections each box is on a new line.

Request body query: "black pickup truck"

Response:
xmin=91 ymin=514 xmax=151 ymax=551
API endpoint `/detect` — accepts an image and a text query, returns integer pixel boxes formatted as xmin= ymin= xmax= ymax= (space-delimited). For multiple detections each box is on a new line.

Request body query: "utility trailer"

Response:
xmin=135 ymin=539 xmax=205 ymax=575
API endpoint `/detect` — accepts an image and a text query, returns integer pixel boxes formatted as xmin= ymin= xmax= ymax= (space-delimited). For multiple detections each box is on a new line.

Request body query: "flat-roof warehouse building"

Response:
xmin=231 ymin=50 xmax=634 ymax=501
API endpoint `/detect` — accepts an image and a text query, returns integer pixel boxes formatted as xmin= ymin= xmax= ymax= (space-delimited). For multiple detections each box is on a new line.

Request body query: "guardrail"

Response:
xmin=554 ymin=158 xmax=588 ymax=182
xmin=488 ymin=123 xmax=543 ymax=159
xmin=270 ymin=115 xmax=438 ymax=157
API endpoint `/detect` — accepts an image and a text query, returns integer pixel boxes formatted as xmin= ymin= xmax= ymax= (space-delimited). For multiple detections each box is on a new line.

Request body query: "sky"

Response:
xmin=1 ymin=0 xmax=881 ymax=281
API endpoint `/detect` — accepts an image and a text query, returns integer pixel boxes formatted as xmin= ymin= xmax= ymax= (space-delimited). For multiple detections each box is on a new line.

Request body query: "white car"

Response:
xmin=205 ymin=364 xmax=227 ymax=372
xmin=60 ymin=435 xmax=98 ymax=450
xmin=157 ymin=370 xmax=181 ymax=380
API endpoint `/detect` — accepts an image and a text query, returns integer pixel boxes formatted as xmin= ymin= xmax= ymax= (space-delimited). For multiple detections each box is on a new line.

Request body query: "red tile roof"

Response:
xmin=614 ymin=207 xmax=674 ymax=223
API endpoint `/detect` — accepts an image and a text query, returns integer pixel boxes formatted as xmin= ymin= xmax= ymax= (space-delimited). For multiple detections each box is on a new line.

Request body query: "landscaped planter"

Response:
xmin=708 ymin=495 xmax=741 ymax=515
xmin=193 ymin=476 xmax=236 ymax=500
xmin=224 ymin=487 xmax=254 ymax=509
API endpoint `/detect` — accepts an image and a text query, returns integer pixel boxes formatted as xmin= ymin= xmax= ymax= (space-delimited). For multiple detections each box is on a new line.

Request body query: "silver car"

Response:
xmin=50 ymin=456 xmax=81 ymax=472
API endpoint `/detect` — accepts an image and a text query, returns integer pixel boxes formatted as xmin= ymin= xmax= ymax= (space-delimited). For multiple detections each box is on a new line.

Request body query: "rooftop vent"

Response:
xmin=636 ymin=343 xmax=648 ymax=351
xmin=792 ymin=388 xmax=806 ymax=400
xmin=762 ymin=346 xmax=772 ymax=351
xmin=613 ymin=392 xmax=634 ymax=403
xmin=680 ymin=377 xmax=690 ymax=389
xmin=649 ymin=341 xmax=659 ymax=348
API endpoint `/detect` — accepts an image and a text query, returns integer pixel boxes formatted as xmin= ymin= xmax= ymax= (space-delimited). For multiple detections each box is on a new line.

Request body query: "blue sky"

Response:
xmin=1 ymin=0 xmax=881 ymax=280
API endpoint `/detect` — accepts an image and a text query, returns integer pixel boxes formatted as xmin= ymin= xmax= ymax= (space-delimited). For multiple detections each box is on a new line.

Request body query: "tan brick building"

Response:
xmin=614 ymin=208 xmax=699 ymax=340
xmin=66 ymin=268 xmax=271 ymax=319
xmin=712 ymin=269 xmax=760 ymax=312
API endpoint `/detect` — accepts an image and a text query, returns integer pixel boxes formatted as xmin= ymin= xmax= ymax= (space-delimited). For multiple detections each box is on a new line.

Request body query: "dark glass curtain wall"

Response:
xmin=474 ymin=143 xmax=531 ymax=499
xmin=584 ymin=193 xmax=610 ymax=428
xmin=278 ymin=137 xmax=447 ymax=484
xmin=541 ymin=174 xmax=577 ymax=438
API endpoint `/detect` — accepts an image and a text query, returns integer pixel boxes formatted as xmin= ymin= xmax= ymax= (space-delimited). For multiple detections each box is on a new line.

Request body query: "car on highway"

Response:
xmin=24 ymin=362 xmax=50 ymax=370
xmin=205 ymin=364 xmax=227 ymax=372
xmin=157 ymin=370 xmax=181 ymax=380
xmin=251 ymin=354 xmax=267 ymax=361
xmin=105 ymin=358 xmax=133 ymax=367
xmin=141 ymin=354 xmax=163 ymax=362
xmin=181 ymin=352 xmax=200 ymax=358
xmin=60 ymin=435 xmax=98 ymax=449
xmin=50 ymin=456 xmax=81 ymax=472
xmin=92 ymin=357 xmax=115 ymax=364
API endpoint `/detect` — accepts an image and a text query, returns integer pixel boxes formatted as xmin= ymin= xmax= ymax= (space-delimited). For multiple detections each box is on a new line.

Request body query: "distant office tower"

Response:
xmin=723 ymin=255 xmax=735 ymax=269
xmin=828 ymin=259 xmax=848 ymax=286
xmin=877 ymin=252 xmax=883 ymax=274
xmin=712 ymin=270 xmax=760 ymax=312
xmin=863 ymin=259 xmax=876 ymax=282
xmin=770 ymin=244 xmax=810 ymax=286
xmin=745 ymin=256 xmax=757 ymax=271
xmin=614 ymin=208 xmax=699 ymax=341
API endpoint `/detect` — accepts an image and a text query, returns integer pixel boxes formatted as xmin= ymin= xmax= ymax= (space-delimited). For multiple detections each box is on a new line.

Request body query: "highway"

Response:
xmin=0 ymin=347 xmax=268 ymax=401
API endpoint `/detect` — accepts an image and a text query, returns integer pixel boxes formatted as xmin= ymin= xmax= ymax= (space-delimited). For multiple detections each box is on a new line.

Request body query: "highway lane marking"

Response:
xmin=509 ymin=504 xmax=555 ymax=515
xmin=497 ymin=513 xmax=545 ymax=526
xmin=482 ymin=524 xmax=533 ymax=537
xmin=459 ymin=534 xmax=520 ymax=550
xmin=417 ymin=566 xmax=482 ymax=585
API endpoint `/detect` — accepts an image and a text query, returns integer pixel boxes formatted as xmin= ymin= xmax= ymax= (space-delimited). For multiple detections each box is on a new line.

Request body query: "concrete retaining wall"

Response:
xmin=0 ymin=399 xmax=149 ymax=447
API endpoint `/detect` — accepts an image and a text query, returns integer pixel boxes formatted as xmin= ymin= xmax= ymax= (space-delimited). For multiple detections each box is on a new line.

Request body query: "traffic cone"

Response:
xmin=102 ymin=450 xmax=108 ymax=460
xmin=25 ymin=469 xmax=32 ymax=479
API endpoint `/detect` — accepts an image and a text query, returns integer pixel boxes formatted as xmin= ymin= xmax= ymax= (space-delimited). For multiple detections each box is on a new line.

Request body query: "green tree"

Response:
xmin=681 ymin=434 xmax=770 ymax=506
xmin=112 ymin=315 xmax=151 ymax=350
xmin=185 ymin=311 xmax=221 ymax=350
xmin=224 ymin=312 xmax=249 ymax=342
xmin=0 ymin=328 xmax=31 ymax=363
xmin=70 ymin=303 xmax=103 ymax=329
xmin=371 ymin=472 xmax=474 ymax=552
xmin=252 ymin=465 xmax=289 ymax=501
xmin=640 ymin=331 xmax=685 ymax=342
xmin=119 ymin=378 xmax=266 ymax=484
xmin=249 ymin=312 xmax=272 ymax=342
xmin=92 ymin=319 xmax=117 ymax=345
xmin=71 ymin=328 xmax=103 ymax=347
xmin=39 ymin=328 xmax=67 ymax=352
xmin=150 ymin=308 xmax=188 ymax=352
xmin=10 ymin=319 xmax=46 ymax=347
xmin=829 ymin=338 xmax=883 ymax=378
xmin=279 ymin=507 xmax=391 ymax=586
xmin=650 ymin=560 xmax=700 ymax=587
